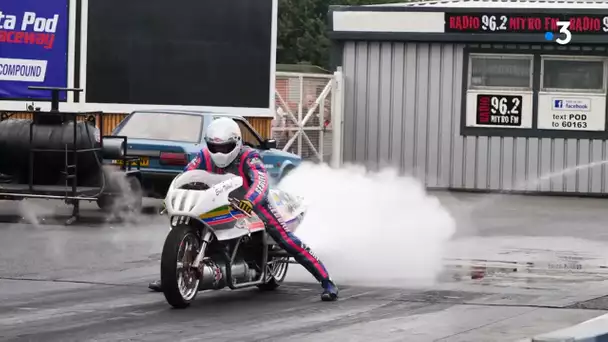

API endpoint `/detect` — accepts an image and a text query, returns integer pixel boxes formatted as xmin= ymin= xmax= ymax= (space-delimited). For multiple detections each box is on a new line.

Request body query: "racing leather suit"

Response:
xmin=185 ymin=146 xmax=333 ymax=285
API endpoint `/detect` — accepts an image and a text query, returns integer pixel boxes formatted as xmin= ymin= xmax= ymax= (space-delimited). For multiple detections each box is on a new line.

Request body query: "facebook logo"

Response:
xmin=553 ymin=98 xmax=590 ymax=111
xmin=554 ymin=100 xmax=563 ymax=109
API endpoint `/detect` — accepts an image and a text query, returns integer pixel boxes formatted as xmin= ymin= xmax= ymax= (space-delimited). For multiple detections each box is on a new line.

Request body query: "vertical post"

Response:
xmin=122 ymin=136 xmax=127 ymax=171
xmin=319 ymin=82 xmax=325 ymax=163
xmin=98 ymin=112 xmax=105 ymax=187
xmin=72 ymin=113 xmax=78 ymax=196
xmin=297 ymin=75 xmax=303 ymax=157
xmin=99 ymin=112 xmax=104 ymax=149
xmin=28 ymin=122 xmax=34 ymax=190
xmin=50 ymin=89 xmax=59 ymax=112
xmin=331 ymin=68 xmax=344 ymax=169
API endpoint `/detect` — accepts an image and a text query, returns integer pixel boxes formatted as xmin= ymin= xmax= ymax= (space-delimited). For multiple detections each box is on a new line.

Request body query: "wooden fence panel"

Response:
xmin=1 ymin=112 xmax=272 ymax=139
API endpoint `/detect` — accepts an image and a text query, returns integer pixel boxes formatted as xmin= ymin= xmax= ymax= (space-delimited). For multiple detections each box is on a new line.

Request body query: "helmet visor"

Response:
xmin=207 ymin=140 xmax=237 ymax=154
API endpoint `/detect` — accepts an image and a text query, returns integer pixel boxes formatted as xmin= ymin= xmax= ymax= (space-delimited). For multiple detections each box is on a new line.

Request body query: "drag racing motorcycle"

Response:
xmin=160 ymin=169 xmax=306 ymax=308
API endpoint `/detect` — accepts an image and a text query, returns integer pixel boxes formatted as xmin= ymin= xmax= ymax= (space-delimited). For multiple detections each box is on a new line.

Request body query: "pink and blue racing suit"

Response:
xmin=185 ymin=146 xmax=332 ymax=284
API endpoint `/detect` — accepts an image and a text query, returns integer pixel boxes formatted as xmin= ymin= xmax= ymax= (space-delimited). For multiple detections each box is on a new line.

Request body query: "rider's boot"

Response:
xmin=148 ymin=279 xmax=162 ymax=292
xmin=321 ymin=279 xmax=339 ymax=301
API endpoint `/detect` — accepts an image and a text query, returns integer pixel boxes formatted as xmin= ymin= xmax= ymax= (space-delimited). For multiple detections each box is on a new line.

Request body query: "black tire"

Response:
xmin=125 ymin=176 xmax=143 ymax=212
xmin=278 ymin=166 xmax=295 ymax=183
xmin=96 ymin=194 xmax=113 ymax=212
xmin=257 ymin=253 xmax=289 ymax=291
xmin=96 ymin=175 xmax=143 ymax=213
xmin=161 ymin=224 xmax=201 ymax=309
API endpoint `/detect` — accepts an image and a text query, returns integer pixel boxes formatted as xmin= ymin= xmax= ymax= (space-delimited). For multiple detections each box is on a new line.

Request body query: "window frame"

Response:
xmin=540 ymin=55 xmax=608 ymax=94
xmin=234 ymin=118 xmax=263 ymax=149
xmin=467 ymin=53 xmax=535 ymax=91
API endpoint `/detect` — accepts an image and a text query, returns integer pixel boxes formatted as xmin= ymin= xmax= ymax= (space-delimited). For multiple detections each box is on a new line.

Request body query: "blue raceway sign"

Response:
xmin=0 ymin=0 xmax=69 ymax=100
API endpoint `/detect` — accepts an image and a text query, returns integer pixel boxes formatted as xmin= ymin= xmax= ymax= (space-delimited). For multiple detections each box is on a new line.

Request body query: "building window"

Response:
xmin=541 ymin=56 xmax=606 ymax=93
xmin=468 ymin=54 xmax=533 ymax=90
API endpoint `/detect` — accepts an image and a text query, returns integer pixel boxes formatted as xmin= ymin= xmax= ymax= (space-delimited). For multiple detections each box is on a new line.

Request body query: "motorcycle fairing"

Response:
xmin=267 ymin=189 xmax=306 ymax=233
xmin=199 ymin=205 xmax=266 ymax=241
xmin=200 ymin=205 xmax=246 ymax=226
xmin=165 ymin=170 xmax=306 ymax=242
xmin=200 ymin=189 xmax=305 ymax=232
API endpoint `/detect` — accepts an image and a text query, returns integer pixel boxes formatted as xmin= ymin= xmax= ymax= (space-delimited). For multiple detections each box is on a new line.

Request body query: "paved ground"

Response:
xmin=1 ymin=193 xmax=608 ymax=341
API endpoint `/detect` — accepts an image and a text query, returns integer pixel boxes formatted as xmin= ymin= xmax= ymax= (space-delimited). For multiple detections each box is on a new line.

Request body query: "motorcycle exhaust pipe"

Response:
xmin=197 ymin=259 xmax=257 ymax=291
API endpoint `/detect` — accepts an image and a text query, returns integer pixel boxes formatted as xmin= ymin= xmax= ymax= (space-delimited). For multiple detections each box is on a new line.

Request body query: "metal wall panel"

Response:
xmin=341 ymin=41 xmax=608 ymax=193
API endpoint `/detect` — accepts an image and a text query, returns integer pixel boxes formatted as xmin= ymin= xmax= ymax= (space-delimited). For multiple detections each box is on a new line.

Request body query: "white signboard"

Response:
xmin=537 ymin=94 xmax=606 ymax=131
xmin=465 ymin=91 xmax=533 ymax=129
xmin=0 ymin=58 xmax=48 ymax=82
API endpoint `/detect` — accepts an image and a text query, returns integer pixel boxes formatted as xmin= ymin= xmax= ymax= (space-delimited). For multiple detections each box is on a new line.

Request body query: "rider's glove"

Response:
xmin=238 ymin=199 xmax=253 ymax=215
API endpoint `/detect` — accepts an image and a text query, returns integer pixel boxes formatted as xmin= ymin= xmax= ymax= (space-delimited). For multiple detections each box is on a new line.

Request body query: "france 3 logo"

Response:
xmin=544 ymin=21 xmax=572 ymax=45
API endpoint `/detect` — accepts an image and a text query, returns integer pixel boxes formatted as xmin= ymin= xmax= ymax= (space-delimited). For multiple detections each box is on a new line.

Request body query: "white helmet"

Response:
xmin=204 ymin=117 xmax=243 ymax=168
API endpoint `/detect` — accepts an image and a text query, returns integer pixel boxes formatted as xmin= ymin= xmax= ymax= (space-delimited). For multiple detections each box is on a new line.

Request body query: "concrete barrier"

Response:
xmin=531 ymin=313 xmax=608 ymax=342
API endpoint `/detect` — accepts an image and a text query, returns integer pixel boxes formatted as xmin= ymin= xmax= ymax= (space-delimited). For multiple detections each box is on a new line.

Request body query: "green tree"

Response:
xmin=277 ymin=0 xmax=409 ymax=69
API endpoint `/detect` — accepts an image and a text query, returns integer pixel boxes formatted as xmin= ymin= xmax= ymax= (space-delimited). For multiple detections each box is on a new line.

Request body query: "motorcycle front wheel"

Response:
xmin=161 ymin=224 xmax=201 ymax=308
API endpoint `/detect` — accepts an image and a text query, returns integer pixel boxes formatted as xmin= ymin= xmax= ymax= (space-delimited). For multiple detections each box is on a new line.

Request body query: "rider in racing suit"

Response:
xmin=148 ymin=117 xmax=339 ymax=301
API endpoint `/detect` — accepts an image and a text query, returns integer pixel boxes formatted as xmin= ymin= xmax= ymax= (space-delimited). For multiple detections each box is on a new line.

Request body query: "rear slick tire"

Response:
xmin=257 ymin=256 xmax=289 ymax=291
xmin=161 ymin=224 xmax=201 ymax=309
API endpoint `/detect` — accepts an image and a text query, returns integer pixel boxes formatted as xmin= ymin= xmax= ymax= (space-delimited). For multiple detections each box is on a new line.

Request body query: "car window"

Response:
xmin=235 ymin=120 xmax=262 ymax=148
xmin=205 ymin=116 xmax=263 ymax=148
xmin=115 ymin=112 xmax=203 ymax=143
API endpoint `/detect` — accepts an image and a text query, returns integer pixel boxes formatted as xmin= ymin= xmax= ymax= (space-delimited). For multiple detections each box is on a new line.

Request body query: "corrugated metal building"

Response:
xmin=329 ymin=0 xmax=608 ymax=194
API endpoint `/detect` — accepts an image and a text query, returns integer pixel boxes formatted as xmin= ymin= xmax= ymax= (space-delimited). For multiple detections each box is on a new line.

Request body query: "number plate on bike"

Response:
xmin=476 ymin=94 xmax=523 ymax=126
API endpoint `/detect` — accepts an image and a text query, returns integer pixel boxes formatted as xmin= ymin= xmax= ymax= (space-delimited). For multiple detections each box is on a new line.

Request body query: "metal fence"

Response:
xmin=272 ymin=70 xmax=343 ymax=166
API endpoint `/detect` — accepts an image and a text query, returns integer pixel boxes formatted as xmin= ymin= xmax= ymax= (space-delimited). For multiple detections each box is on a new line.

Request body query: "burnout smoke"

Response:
xmin=101 ymin=165 xmax=143 ymax=223
xmin=18 ymin=199 xmax=55 ymax=227
xmin=278 ymin=162 xmax=456 ymax=287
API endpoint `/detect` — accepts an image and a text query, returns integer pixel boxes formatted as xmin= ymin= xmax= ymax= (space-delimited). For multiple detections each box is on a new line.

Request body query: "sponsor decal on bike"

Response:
xmin=272 ymin=192 xmax=281 ymax=204
xmin=274 ymin=191 xmax=295 ymax=213
xmin=205 ymin=260 xmax=223 ymax=287
xmin=234 ymin=218 xmax=246 ymax=229
xmin=214 ymin=181 xmax=231 ymax=195
xmin=214 ymin=267 xmax=222 ymax=283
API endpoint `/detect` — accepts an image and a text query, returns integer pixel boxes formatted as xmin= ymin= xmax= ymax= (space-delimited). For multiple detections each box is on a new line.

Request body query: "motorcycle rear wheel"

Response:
xmin=257 ymin=254 xmax=289 ymax=291
xmin=161 ymin=224 xmax=201 ymax=308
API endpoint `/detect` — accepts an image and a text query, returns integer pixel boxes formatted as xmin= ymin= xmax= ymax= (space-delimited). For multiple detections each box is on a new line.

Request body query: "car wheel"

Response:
xmin=280 ymin=166 xmax=295 ymax=181
xmin=97 ymin=194 xmax=114 ymax=212
xmin=97 ymin=175 xmax=142 ymax=213
xmin=124 ymin=176 xmax=143 ymax=213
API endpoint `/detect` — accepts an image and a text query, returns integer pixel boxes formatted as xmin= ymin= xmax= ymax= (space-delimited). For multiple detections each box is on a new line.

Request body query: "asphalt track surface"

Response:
xmin=2 ymin=193 xmax=608 ymax=341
